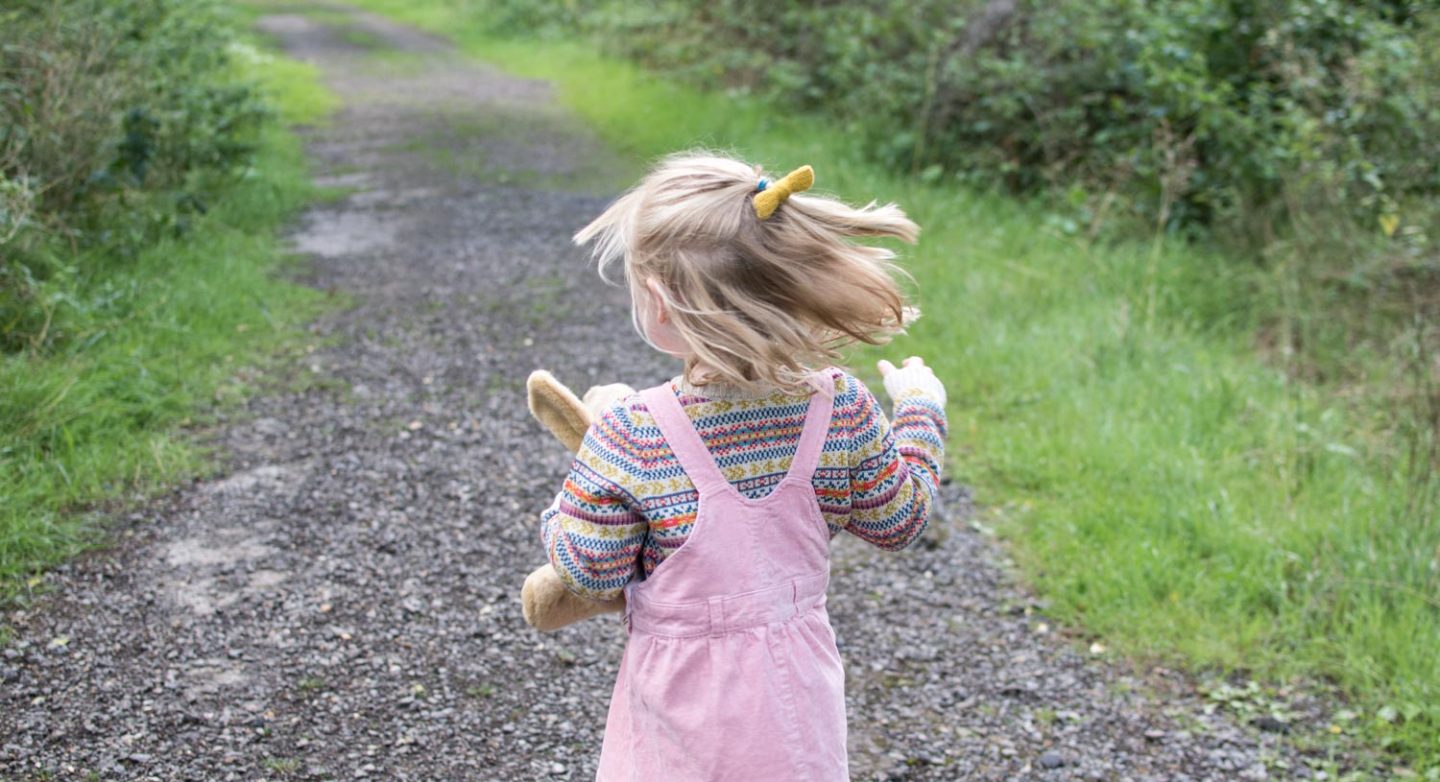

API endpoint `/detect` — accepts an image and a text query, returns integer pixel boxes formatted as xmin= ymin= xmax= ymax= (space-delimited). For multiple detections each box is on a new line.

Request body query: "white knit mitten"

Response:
xmin=882 ymin=363 xmax=947 ymax=408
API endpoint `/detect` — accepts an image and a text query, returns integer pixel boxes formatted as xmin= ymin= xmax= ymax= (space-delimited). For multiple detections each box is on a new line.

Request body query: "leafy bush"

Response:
xmin=0 ymin=0 xmax=267 ymax=352
xmin=581 ymin=0 xmax=1438 ymax=242
xmin=0 ymin=25 xmax=330 ymax=596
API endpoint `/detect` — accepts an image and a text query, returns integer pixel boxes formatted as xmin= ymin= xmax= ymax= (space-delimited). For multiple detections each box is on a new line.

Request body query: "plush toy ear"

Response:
xmin=527 ymin=370 xmax=592 ymax=454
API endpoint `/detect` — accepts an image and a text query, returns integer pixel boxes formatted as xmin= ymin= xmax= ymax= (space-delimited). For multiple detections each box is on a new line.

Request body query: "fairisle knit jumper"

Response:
xmin=541 ymin=367 xmax=947 ymax=600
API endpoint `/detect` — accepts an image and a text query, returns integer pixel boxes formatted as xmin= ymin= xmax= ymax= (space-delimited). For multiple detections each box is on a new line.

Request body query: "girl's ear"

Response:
xmin=644 ymin=277 xmax=670 ymax=325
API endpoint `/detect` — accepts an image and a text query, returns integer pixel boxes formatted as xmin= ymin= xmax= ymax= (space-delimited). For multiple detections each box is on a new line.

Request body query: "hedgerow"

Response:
xmin=579 ymin=0 xmax=1439 ymax=245
xmin=0 ymin=0 xmax=267 ymax=352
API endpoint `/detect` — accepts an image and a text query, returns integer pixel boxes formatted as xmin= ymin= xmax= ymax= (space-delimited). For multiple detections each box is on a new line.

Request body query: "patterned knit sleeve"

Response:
xmin=539 ymin=403 xmax=648 ymax=601
xmin=842 ymin=374 xmax=947 ymax=550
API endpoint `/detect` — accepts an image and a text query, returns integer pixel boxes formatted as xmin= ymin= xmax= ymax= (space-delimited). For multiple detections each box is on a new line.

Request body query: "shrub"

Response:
xmin=0 ymin=0 xmax=266 ymax=352
xmin=580 ymin=0 xmax=1438 ymax=243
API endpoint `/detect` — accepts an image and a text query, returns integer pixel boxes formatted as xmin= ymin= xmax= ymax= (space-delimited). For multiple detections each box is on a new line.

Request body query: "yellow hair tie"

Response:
xmin=753 ymin=164 xmax=814 ymax=220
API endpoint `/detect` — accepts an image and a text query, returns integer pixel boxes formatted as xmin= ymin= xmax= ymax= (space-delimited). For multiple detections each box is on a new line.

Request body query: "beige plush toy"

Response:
xmin=521 ymin=370 xmax=634 ymax=631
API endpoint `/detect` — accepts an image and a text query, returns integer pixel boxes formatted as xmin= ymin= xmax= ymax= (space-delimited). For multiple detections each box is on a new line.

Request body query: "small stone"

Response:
xmin=1038 ymin=751 xmax=1065 ymax=769
xmin=550 ymin=762 xmax=567 ymax=775
xmin=1252 ymin=715 xmax=1290 ymax=734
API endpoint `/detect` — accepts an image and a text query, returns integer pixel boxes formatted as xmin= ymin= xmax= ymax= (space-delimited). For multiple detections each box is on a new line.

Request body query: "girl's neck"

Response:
xmin=677 ymin=363 xmax=778 ymax=401
xmin=677 ymin=375 xmax=778 ymax=401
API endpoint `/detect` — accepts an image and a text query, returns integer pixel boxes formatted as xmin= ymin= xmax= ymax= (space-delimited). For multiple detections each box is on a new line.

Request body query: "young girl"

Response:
xmin=542 ymin=152 xmax=947 ymax=780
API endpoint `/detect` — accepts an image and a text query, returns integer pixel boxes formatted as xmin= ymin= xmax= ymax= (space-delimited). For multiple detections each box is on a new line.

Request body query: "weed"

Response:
xmin=263 ymin=757 xmax=301 ymax=773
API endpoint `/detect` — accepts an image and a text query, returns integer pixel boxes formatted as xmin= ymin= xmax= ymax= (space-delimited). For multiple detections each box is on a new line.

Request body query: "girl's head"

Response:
xmin=574 ymin=151 xmax=920 ymax=393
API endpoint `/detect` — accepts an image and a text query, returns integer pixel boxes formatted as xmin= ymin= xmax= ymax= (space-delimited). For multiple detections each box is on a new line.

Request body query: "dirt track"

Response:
xmin=0 ymin=6 xmax=1314 ymax=780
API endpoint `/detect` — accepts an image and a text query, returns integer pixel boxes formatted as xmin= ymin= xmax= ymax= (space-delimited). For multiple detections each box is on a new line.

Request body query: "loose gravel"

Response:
xmin=1 ymin=6 xmax=1326 ymax=780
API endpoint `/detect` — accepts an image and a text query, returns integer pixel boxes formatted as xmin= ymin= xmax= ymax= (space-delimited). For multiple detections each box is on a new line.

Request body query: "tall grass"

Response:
xmin=343 ymin=2 xmax=1439 ymax=771
xmin=0 ymin=40 xmax=335 ymax=594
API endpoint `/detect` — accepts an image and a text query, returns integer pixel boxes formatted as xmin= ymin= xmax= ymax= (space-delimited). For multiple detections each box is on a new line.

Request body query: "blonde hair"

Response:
xmin=573 ymin=151 xmax=920 ymax=394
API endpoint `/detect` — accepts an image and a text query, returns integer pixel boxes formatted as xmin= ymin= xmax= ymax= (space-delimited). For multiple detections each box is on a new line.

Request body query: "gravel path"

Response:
xmin=2 ymin=6 xmax=1317 ymax=781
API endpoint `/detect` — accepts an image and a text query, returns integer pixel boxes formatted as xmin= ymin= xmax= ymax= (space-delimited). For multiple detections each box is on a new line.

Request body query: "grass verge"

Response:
xmin=0 ymin=31 xmax=337 ymax=599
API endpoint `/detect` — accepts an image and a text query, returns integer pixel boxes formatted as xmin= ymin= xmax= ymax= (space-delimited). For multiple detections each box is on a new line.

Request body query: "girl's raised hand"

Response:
xmin=876 ymin=355 xmax=929 ymax=376
xmin=877 ymin=356 xmax=946 ymax=407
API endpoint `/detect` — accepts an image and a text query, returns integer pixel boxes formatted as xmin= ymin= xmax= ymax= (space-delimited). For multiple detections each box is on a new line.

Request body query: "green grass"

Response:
xmin=235 ymin=43 xmax=339 ymax=127
xmin=0 ymin=31 xmax=336 ymax=596
xmin=345 ymin=2 xmax=1439 ymax=773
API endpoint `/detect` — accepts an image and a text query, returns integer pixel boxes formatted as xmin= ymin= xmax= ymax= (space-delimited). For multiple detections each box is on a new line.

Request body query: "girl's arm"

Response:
xmin=539 ymin=407 xmax=647 ymax=601
xmin=844 ymin=361 xmax=947 ymax=550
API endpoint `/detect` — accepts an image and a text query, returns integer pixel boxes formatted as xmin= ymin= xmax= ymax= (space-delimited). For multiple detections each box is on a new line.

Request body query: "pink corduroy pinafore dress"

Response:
xmin=596 ymin=378 xmax=849 ymax=782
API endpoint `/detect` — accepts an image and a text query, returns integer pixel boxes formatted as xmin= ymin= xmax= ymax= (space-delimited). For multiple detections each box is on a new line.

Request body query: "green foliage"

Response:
xmin=0 ymin=0 xmax=271 ymax=352
xmin=577 ymin=0 xmax=1440 ymax=239
xmin=0 ymin=14 xmax=335 ymax=594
